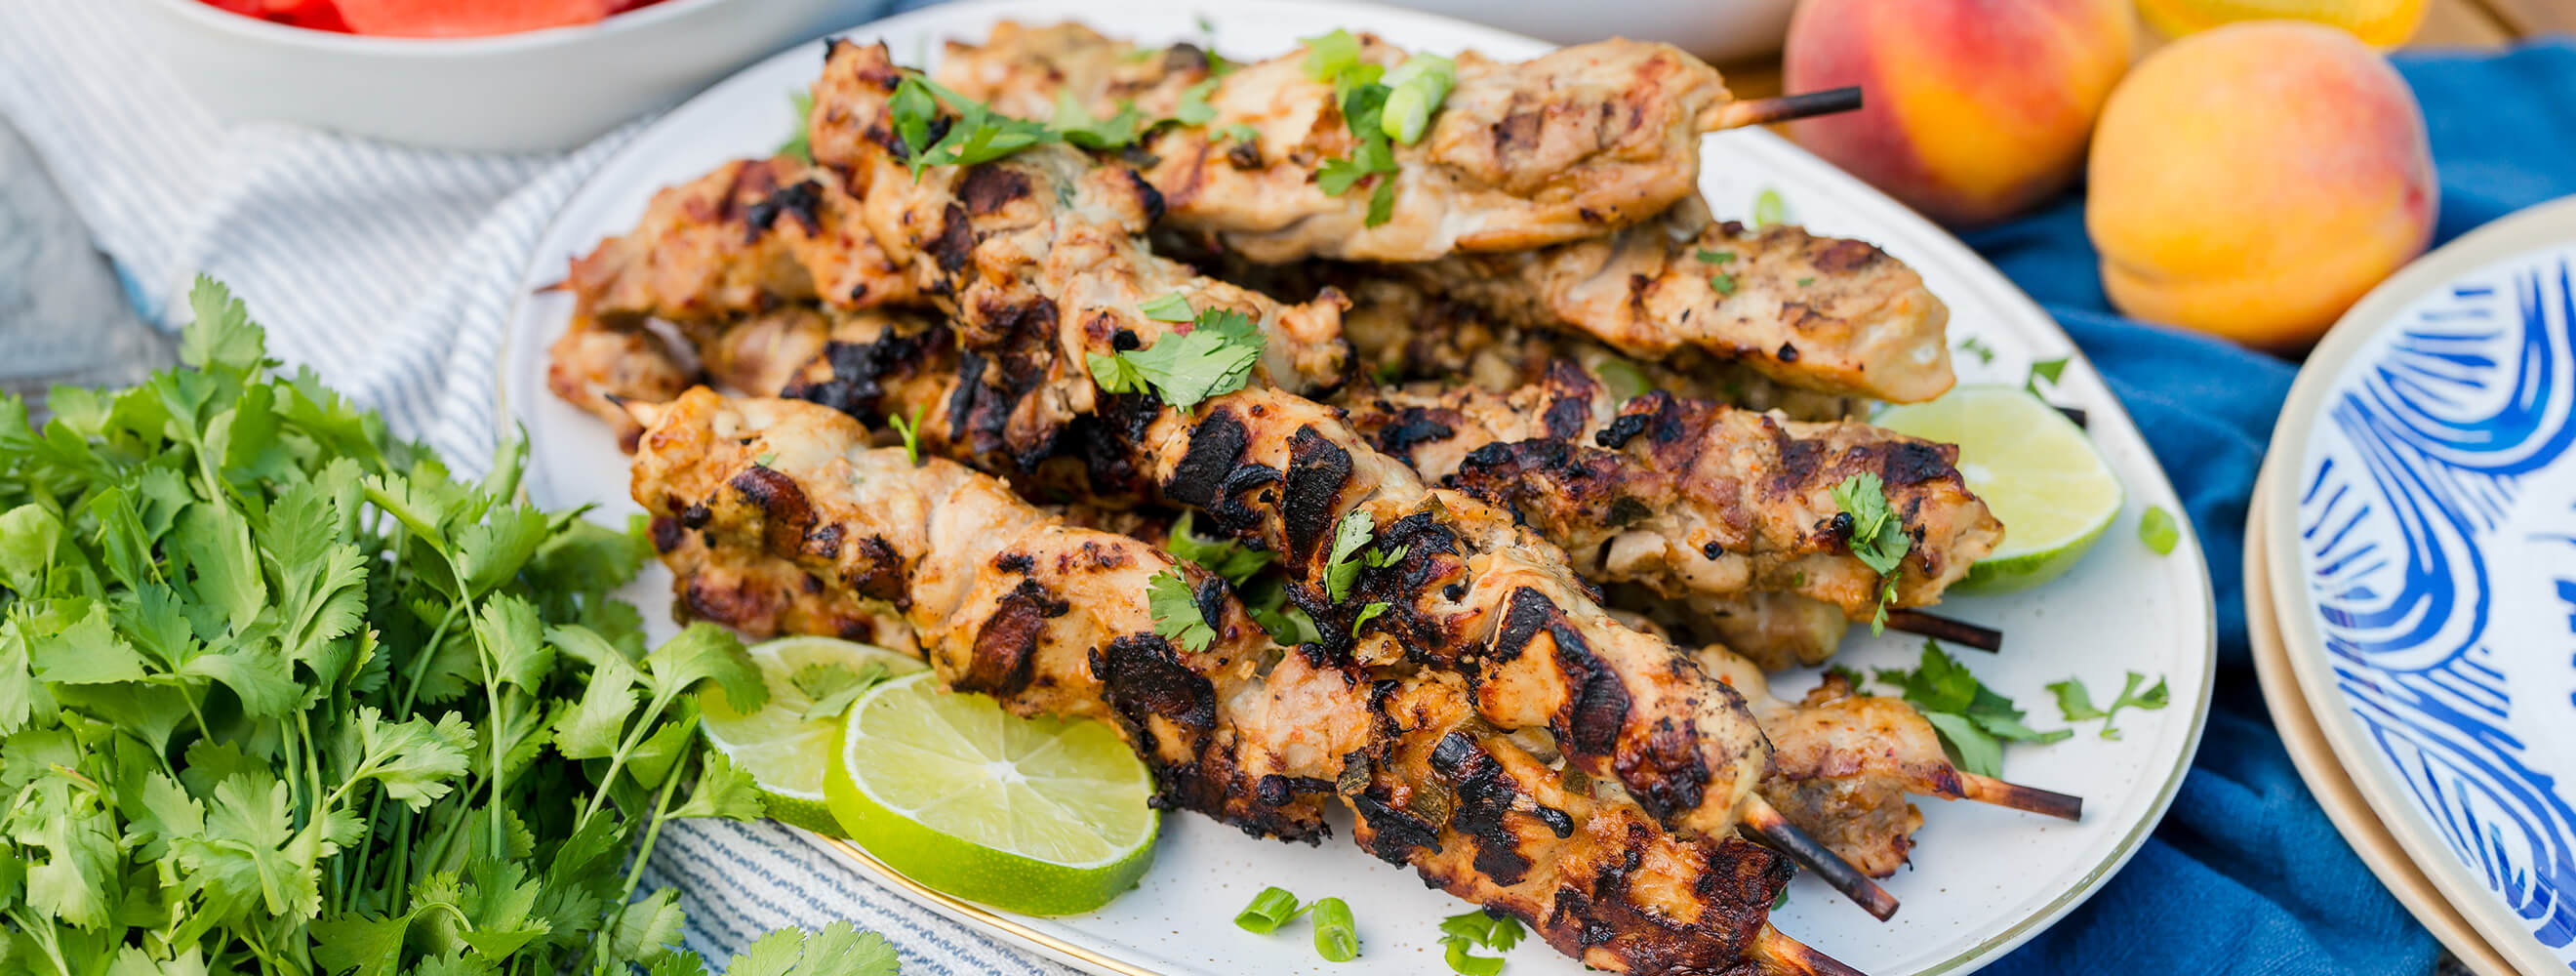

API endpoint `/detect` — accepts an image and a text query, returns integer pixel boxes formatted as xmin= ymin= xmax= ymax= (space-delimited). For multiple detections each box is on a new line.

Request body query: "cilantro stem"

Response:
xmin=621 ymin=748 xmax=693 ymax=901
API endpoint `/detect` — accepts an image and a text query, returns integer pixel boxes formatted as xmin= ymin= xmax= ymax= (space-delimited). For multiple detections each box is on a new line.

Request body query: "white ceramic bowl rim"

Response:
xmin=141 ymin=0 xmax=733 ymax=56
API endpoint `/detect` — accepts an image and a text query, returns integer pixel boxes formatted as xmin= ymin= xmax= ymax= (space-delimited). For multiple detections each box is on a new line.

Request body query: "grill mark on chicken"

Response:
xmin=745 ymin=180 xmax=825 ymax=239
xmin=958 ymin=164 xmax=1033 ymax=215
xmin=964 ymin=578 xmax=1067 ymax=696
xmin=1277 ymin=427 xmax=1352 ymax=564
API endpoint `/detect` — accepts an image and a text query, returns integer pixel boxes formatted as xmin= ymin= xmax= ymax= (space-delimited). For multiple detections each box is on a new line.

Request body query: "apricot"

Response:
xmin=2086 ymin=20 xmax=2435 ymax=349
xmin=1783 ymin=0 xmax=2135 ymax=226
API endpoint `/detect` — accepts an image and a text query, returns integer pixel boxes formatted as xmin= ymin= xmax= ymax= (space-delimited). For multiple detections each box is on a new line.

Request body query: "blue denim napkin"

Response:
xmin=1962 ymin=38 xmax=2576 ymax=976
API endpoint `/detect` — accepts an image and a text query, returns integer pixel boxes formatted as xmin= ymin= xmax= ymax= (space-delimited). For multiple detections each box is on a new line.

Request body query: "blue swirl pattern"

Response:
xmin=2298 ymin=253 xmax=2576 ymax=968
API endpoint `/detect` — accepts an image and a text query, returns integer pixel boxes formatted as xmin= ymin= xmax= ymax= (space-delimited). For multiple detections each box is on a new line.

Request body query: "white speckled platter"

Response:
xmin=496 ymin=2 xmax=2216 ymax=972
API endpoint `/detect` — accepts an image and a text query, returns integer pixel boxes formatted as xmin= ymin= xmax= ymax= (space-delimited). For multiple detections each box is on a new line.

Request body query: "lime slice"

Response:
xmin=825 ymin=672 xmax=1159 ymax=915
xmin=701 ymin=635 xmax=926 ymax=836
xmin=1872 ymin=385 xmax=2125 ymax=593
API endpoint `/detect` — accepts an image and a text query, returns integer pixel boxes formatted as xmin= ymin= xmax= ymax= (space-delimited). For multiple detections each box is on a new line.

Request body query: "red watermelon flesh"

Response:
xmin=325 ymin=0 xmax=622 ymax=37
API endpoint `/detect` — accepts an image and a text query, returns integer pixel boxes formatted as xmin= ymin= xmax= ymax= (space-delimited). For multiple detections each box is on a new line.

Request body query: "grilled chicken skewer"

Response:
xmin=1342 ymin=358 xmax=2003 ymax=628
xmin=632 ymin=388 xmax=1862 ymax=973
xmin=932 ymin=20 xmax=1946 ymax=402
xmin=932 ymin=20 xmax=1770 ymax=263
xmin=810 ymin=39 xmax=1921 ymax=915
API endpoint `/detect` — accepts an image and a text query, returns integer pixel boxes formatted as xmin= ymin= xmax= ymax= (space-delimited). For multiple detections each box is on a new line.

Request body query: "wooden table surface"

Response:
xmin=1713 ymin=0 xmax=2568 ymax=100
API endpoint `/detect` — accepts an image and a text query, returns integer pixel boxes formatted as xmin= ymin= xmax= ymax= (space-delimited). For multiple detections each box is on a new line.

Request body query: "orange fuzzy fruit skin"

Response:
xmin=2085 ymin=20 xmax=2436 ymax=350
xmin=1783 ymin=0 xmax=2135 ymax=226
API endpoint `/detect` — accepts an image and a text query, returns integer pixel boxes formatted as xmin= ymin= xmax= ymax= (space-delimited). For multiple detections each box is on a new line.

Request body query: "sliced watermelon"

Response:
xmin=194 ymin=0 xmax=353 ymax=32
xmin=329 ymin=0 xmax=620 ymax=37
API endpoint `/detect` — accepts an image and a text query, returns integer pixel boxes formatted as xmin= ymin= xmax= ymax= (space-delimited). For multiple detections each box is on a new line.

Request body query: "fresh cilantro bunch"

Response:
xmin=0 ymin=280 xmax=896 ymax=976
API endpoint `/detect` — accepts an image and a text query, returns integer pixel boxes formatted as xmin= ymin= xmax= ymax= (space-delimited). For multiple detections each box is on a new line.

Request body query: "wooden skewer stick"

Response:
xmin=1956 ymin=772 xmax=2084 ymax=822
xmin=1749 ymin=925 xmax=1871 ymax=976
xmin=1884 ymin=609 xmax=2002 ymax=652
xmin=1717 ymin=87 xmax=1865 ymax=128
xmin=1742 ymin=796 xmax=1900 ymax=921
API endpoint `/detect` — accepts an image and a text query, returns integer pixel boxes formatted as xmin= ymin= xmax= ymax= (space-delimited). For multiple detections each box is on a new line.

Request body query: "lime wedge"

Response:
xmin=825 ymin=672 xmax=1159 ymax=915
xmin=701 ymin=635 xmax=926 ymax=836
xmin=1872 ymin=385 xmax=2125 ymax=593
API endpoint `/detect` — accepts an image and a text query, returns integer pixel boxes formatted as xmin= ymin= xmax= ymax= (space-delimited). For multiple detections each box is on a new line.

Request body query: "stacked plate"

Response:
xmin=2250 ymin=195 xmax=2576 ymax=976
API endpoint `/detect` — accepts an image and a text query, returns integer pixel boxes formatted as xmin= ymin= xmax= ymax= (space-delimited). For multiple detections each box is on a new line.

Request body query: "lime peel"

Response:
xmin=1872 ymin=385 xmax=2125 ymax=593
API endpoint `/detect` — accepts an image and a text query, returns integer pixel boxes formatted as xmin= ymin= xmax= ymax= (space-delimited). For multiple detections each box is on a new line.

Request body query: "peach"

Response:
xmin=1783 ymin=0 xmax=2135 ymax=226
xmin=2086 ymin=20 xmax=2435 ymax=349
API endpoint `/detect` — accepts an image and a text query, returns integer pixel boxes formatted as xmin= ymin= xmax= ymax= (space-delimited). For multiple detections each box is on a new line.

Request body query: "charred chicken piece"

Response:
xmin=631 ymin=389 xmax=1850 ymax=974
xmin=565 ymin=155 xmax=916 ymax=324
xmin=1344 ymin=358 xmax=2002 ymax=624
xmin=1392 ymin=197 xmax=1955 ymax=403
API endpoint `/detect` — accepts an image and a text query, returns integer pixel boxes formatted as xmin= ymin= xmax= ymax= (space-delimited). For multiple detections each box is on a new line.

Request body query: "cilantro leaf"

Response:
xmin=781 ymin=90 xmax=816 ymax=163
xmin=2049 ymin=671 xmax=2171 ymax=739
xmin=1148 ymin=570 xmax=1218 ymax=652
xmin=1164 ymin=510 xmax=1275 ymax=586
xmin=1095 ymin=307 xmax=1267 ymax=411
xmin=1139 ymin=291 xmax=1196 ymax=323
xmin=791 ymin=661 xmax=889 ymax=722
xmin=1324 ymin=508 xmax=1376 ymax=602
xmin=1874 ymin=641 xmax=2071 ymax=776
xmin=1829 ymin=473 xmax=1912 ymax=632
xmin=2026 ymin=356 xmax=2070 ymax=394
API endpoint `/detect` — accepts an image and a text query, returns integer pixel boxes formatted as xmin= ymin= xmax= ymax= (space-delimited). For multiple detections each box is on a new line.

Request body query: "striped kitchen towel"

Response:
xmin=0 ymin=1 xmax=1062 ymax=972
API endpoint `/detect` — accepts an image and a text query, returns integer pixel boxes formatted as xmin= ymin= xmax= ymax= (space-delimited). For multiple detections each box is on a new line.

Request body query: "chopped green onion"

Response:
xmin=1311 ymin=897 xmax=1359 ymax=961
xmin=1381 ymin=84 xmax=1430 ymax=144
xmin=1140 ymin=292 xmax=1195 ymax=322
xmin=1233 ymin=886 xmax=1308 ymax=934
xmin=1753 ymin=186 xmax=1787 ymax=227
xmin=1378 ymin=54 xmax=1456 ymax=144
xmin=1302 ymin=29 xmax=1363 ymax=82
xmin=1443 ymin=939 xmax=1504 ymax=975
xmin=2139 ymin=506 xmax=2179 ymax=555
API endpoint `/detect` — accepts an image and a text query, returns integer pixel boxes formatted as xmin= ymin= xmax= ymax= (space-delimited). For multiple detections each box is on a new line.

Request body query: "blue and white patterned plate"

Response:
xmin=2264 ymin=195 xmax=2576 ymax=976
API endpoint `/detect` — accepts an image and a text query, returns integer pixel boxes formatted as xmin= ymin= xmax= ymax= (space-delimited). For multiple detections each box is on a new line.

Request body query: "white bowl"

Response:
xmin=130 ymin=0 xmax=882 ymax=152
xmin=1372 ymin=0 xmax=1794 ymax=62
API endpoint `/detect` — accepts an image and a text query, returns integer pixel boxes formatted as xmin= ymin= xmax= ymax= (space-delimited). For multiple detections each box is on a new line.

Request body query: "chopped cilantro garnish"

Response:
xmin=1830 ymin=472 xmax=1911 ymax=631
xmin=1165 ymin=510 xmax=1275 ymax=585
xmin=886 ymin=403 xmax=927 ymax=466
xmin=1871 ymin=641 xmax=2073 ymax=777
xmin=1147 ymin=569 xmax=1217 ymax=651
xmin=1324 ymin=508 xmax=1378 ymax=601
xmin=1140 ymin=291 xmax=1197 ymax=322
xmin=1176 ymin=78 xmax=1221 ymax=126
xmin=1351 ymin=601 xmax=1390 ymax=631
xmin=889 ymin=73 xmax=1059 ymax=177
xmin=2026 ymin=356 xmax=2069 ymax=394
xmin=1052 ymin=91 xmax=1148 ymax=150
xmin=1796 ymin=276 xmax=1816 ymax=287
xmin=2048 ymin=672 xmax=2171 ymax=740
xmin=1957 ymin=336 xmax=1997 ymax=365
xmin=1086 ymin=305 xmax=1267 ymax=411
xmin=1710 ymin=272 xmax=1739 ymax=296
xmin=781 ymin=89 xmax=816 ymax=162
xmin=793 ymin=660 xmax=892 ymax=721
xmin=1696 ymin=249 xmax=1736 ymax=264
